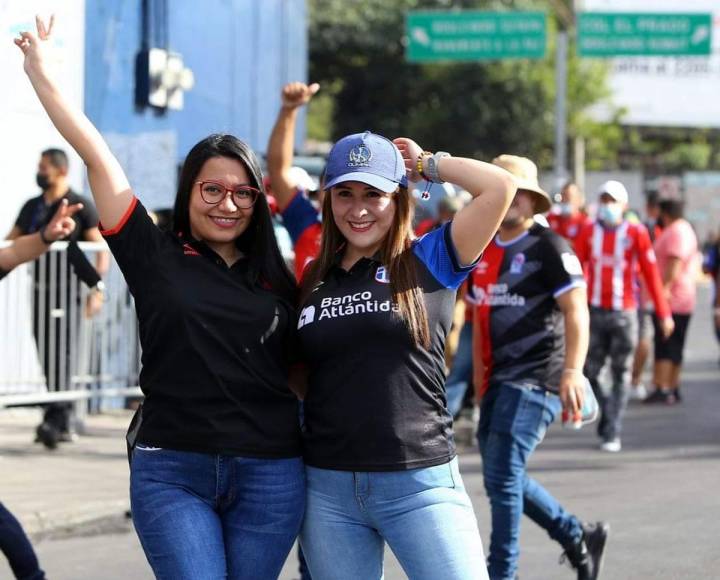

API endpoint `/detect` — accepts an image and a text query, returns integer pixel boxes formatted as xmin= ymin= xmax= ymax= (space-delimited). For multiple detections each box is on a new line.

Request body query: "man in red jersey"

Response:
xmin=575 ymin=181 xmax=674 ymax=453
xmin=548 ymin=181 xmax=592 ymax=251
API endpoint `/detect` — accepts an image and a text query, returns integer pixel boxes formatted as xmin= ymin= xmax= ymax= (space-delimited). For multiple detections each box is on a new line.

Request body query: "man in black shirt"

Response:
xmin=6 ymin=149 xmax=108 ymax=447
xmin=472 ymin=155 xmax=608 ymax=580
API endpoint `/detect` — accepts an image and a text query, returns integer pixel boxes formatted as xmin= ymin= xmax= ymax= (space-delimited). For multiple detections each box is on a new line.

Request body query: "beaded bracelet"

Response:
xmin=416 ymin=151 xmax=432 ymax=180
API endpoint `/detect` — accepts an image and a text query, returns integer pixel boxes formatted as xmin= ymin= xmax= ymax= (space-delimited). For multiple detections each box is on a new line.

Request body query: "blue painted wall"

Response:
xmin=85 ymin=0 xmax=307 ymax=164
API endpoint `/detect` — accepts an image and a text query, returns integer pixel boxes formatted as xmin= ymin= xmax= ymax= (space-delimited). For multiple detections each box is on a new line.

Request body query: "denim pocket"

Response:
xmin=410 ymin=461 xmax=456 ymax=491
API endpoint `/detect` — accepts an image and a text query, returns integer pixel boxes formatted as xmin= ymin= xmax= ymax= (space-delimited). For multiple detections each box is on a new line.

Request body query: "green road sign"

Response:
xmin=578 ymin=13 xmax=713 ymax=57
xmin=406 ymin=11 xmax=547 ymax=62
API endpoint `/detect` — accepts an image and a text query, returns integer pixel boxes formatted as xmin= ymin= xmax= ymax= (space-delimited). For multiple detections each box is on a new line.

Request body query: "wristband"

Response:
xmin=39 ymin=226 xmax=52 ymax=245
xmin=562 ymin=368 xmax=584 ymax=375
xmin=425 ymin=151 xmax=450 ymax=184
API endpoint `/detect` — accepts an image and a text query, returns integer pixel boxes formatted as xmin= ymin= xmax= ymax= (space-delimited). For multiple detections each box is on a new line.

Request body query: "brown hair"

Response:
xmin=299 ymin=186 xmax=430 ymax=348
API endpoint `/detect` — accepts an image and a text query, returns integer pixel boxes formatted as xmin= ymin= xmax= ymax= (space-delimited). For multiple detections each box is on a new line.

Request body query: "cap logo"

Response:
xmin=347 ymin=145 xmax=372 ymax=167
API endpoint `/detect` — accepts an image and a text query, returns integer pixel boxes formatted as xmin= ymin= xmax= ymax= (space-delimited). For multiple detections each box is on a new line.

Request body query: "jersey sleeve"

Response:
xmin=412 ymin=221 xmax=478 ymax=290
xmin=539 ymin=231 xmax=587 ymax=298
xmin=636 ymin=226 xmax=671 ymax=319
xmin=100 ymin=197 xmax=165 ymax=295
xmin=280 ymin=189 xmax=320 ymax=244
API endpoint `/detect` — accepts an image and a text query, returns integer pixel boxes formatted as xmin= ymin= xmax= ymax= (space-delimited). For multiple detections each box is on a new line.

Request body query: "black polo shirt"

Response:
xmin=298 ymin=223 xmax=473 ymax=471
xmin=15 ymin=190 xmax=98 ymax=238
xmin=102 ymin=197 xmax=301 ymax=457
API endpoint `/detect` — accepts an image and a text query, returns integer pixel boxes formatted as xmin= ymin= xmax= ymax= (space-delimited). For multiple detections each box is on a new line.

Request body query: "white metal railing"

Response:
xmin=0 ymin=241 xmax=142 ymax=412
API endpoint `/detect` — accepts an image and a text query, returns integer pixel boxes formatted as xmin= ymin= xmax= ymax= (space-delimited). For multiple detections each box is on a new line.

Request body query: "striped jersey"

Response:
xmin=574 ymin=220 xmax=670 ymax=318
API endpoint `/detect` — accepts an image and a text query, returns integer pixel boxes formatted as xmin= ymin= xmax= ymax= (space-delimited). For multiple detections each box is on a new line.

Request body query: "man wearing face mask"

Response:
xmin=6 ymin=148 xmax=108 ymax=448
xmin=548 ymin=182 xmax=592 ymax=252
xmin=575 ymin=181 xmax=674 ymax=453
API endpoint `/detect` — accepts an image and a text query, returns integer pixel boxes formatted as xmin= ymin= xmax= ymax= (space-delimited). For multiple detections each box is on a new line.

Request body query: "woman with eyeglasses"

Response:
xmin=295 ymin=132 xmax=515 ymax=579
xmin=16 ymin=17 xmax=303 ymax=579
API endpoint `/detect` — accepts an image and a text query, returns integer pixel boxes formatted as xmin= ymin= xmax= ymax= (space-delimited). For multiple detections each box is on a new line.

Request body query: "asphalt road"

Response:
xmin=15 ymin=295 xmax=720 ymax=579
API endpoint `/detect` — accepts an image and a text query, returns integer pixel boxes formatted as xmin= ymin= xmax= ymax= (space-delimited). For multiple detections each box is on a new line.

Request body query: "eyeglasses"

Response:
xmin=196 ymin=180 xmax=260 ymax=209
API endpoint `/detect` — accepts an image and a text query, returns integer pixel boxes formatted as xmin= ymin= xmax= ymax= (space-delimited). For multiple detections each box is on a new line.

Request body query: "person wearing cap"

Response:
xmin=470 ymin=155 xmax=608 ymax=580
xmin=295 ymin=131 xmax=514 ymax=579
xmin=16 ymin=18 xmax=305 ymax=579
xmin=575 ymin=181 xmax=673 ymax=453
xmin=548 ymin=181 xmax=592 ymax=251
xmin=268 ymin=82 xmax=324 ymax=281
xmin=415 ymin=195 xmax=464 ymax=237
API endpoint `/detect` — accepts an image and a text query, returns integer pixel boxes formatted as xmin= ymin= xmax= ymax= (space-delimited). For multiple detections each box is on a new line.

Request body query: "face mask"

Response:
xmin=559 ymin=203 xmax=573 ymax=216
xmin=598 ymin=204 xmax=623 ymax=226
xmin=36 ymin=173 xmax=51 ymax=191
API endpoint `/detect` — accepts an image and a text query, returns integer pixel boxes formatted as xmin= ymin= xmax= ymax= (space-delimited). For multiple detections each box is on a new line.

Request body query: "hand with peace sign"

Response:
xmin=14 ymin=14 xmax=55 ymax=76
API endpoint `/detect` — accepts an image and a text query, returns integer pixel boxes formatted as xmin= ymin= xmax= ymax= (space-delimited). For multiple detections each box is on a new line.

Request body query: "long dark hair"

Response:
xmin=173 ymin=134 xmax=297 ymax=305
xmin=300 ymin=185 xmax=430 ymax=348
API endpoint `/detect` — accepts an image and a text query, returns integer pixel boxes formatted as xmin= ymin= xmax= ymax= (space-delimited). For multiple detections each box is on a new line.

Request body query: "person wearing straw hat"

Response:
xmin=471 ymin=155 xmax=609 ymax=580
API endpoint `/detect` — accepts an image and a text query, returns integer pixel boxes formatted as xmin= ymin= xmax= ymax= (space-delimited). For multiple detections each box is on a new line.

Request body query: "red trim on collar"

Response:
xmin=99 ymin=197 xmax=139 ymax=236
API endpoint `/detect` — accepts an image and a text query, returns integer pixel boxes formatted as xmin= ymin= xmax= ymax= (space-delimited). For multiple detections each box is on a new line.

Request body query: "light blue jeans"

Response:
xmin=130 ymin=446 xmax=305 ymax=580
xmin=300 ymin=457 xmax=488 ymax=580
xmin=477 ymin=383 xmax=583 ymax=580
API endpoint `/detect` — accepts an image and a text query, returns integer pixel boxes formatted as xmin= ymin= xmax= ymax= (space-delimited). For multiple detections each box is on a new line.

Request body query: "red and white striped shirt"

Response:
xmin=575 ymin=220 xmax=671 ymax=319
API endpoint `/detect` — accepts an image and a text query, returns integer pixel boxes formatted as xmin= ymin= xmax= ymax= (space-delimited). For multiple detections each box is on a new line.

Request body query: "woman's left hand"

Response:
xmin=393 ymin=137 xmax=425 ymax=182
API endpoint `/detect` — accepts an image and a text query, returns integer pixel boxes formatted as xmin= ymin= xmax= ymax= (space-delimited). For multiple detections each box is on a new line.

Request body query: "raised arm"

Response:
xmin=0 ymin=199 xmax=80 ymax=272
xmin=394 ymin=139 xmax=516 ymax=265
xmin=14 ymin=16 xmax=133 ymax=229
xmin=267 ymin=82 xmax=320 ymax=211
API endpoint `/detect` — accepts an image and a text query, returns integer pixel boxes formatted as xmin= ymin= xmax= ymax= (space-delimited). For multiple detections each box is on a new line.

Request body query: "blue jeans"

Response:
xmin=300 ymin=457 xmax=488 ymax=580
xmin=477 ymin=383 xmax=582 ymax=580
xmin=0 ymin=502 xmax=45 ymax=580
xmin=130 ymin=446 xmax=305 ymax=580
xmin=446 ymin=323 xmax=474 ymax=417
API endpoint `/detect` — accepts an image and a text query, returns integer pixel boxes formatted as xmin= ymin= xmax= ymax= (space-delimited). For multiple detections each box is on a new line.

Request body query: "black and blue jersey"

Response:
xmin=297 ymin=223 xmax=473 ymax=471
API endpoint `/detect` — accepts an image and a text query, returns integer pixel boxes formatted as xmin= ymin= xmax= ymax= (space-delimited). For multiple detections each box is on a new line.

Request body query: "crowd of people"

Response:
xmin=1 ymin=15 xmax=715 ymax=580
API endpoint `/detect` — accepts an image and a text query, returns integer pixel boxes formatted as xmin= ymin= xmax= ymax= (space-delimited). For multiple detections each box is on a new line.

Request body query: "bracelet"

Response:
xmin=562 ymin=368 xmax=584 ymax=375
xmin=416 ymin=151 xmax=431 ymax=180
xmin=39 ymin=226 xmax=52 ymax=245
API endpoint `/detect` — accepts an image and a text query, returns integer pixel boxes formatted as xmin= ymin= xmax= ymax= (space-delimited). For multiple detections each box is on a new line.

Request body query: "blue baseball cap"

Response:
xmin=324 ymin=131 xmax=408 ymax=193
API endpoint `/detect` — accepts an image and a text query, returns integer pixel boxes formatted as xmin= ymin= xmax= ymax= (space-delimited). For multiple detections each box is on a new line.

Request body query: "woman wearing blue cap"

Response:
xmin=296 ymin=131 xmax=515 ymax=579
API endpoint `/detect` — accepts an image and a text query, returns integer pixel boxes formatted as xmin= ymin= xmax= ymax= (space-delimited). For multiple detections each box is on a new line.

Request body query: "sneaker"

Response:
xmin=644 ymin=388 xmax=674 ymax=404
xmin=560 ymin=521 xmax=610 ymax=580
xmin=629 ymin=383 xmax=648 ymax=401
xmin=600 ymin=438 xmax=621 ymax=453
xmin=35 ymin=422 xmax=59 ymax=450
xmin=58 ymin=431 xmax=79 ymax=443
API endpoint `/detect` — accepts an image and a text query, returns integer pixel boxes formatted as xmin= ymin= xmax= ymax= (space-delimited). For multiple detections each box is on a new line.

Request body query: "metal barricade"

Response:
xmin=0 ymin=241 xmax=143 ymax=413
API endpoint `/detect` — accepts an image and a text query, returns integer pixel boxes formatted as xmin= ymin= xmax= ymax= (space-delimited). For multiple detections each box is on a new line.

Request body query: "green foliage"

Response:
xmin=308 ymin=0 xmax=620 ymax=169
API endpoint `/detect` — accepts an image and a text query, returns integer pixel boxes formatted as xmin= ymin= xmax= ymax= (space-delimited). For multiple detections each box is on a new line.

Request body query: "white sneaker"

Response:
xmin=630 ymin=383 xmax=648 ymax=400
xmin=600 ymin=438 xmax=622 ymax=453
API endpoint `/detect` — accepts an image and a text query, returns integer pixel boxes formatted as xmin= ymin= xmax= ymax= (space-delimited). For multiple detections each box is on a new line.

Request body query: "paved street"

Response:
xmin=2 ymin=288 xmax=719 ymax=579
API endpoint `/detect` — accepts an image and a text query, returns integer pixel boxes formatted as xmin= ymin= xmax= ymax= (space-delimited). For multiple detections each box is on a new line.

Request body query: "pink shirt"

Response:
xmin=654 ymin=219 xmax=699 ymax=314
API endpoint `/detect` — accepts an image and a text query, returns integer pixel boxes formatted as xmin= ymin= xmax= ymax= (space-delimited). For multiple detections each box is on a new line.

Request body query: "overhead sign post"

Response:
xmin=405 ymin=11 xmax=547 ymax=62
xmin=578 ymin=13 xmax=713 ymax=57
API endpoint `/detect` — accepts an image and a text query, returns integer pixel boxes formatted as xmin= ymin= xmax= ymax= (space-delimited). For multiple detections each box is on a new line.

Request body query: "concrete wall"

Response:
xmin=84 ymin=0 xmax=308 ymax=210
